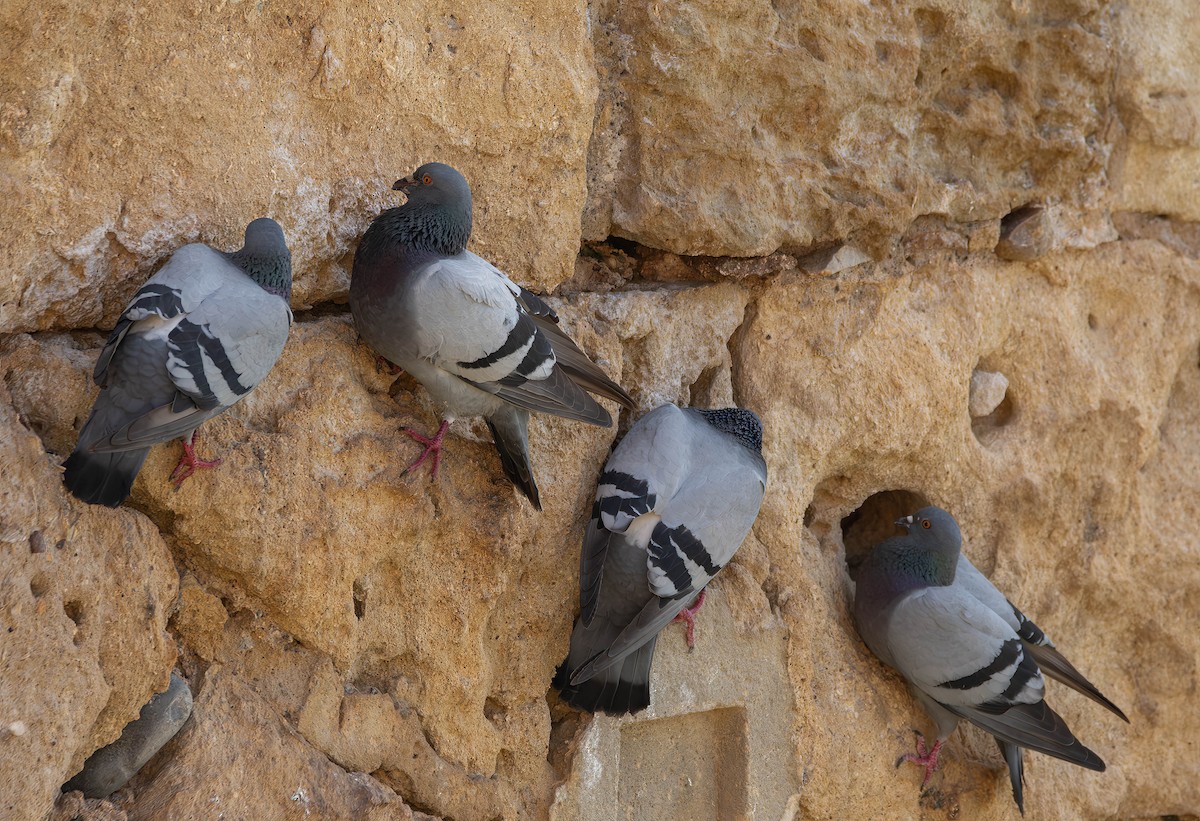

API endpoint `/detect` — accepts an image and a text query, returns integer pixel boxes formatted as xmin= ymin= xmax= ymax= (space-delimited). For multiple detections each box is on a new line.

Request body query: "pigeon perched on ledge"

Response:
xmin=853 ymin=505 xmax=1127 ymax=814
xmin=349 ymin=162 xmax=634 ymax=511
xmin=554 ymin=404 xmax=768 ymax=714
xmin=63 ymin=218 xmax=293 ymax=507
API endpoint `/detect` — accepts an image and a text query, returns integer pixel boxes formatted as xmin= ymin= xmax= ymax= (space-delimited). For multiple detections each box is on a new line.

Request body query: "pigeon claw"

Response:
xmin=401 ymin=420 xmax=450 ymax=479
xmin=898 ymin=730 xmax=943 ymax=787
xmin=671 ymin=589 xmax=708 ymax=650
xmin=170 ymin=433 xmax=223 ymax=488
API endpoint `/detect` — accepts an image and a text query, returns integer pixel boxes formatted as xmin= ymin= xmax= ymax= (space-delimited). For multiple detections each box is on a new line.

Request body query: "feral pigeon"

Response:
xmin=853 ymin=505 xmax=1126 ymax=813
xmin=63 ymin=218 xmax=293 ymax=507
xmin=349 ymin=162 xmax=634 ymax=510
xmin=553 ymin=404 xmax=767 ymax=714
xmin=63 ymin=671 xmax=193 ymax=798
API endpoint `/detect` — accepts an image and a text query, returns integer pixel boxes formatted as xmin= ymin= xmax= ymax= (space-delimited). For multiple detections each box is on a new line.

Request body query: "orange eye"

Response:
xmin=422 ymin=174 xmax=432 ymax=185
xmin=921 ymin=520 xmax=932 ymax=529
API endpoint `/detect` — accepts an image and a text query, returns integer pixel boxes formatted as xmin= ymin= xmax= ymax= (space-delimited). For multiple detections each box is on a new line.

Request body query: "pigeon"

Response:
xmin=853 ymin=505 xmax=1127 ymax=814
xmin=63 ymin=671 xmax=193 ymax=798
xmin=349 ymin=162 xmax=634 ymax=510
xmin=553 ymin=404 xmax=767 ymax=714
xmin=62 ymin=218 xmax=293 ymax=507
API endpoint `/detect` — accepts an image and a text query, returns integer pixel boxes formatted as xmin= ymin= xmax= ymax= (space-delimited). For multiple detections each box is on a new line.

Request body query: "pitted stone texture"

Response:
xmin=734 ymin=241 xmax=1200 ymax=818
xmin=124 ymin=668 xmax=413 ymax=820
xmin=585 ymin=0 xmax=1112 ymax=257
xmin=1113 ymin=0 xmax=1200 ymax=220
xmin=0 ymin=359 xmax=178 ymax=821
xmin=3 ymin=281 xmax=747 ymax=816
xmin=0 ymin=0 xmax=595 ymax=333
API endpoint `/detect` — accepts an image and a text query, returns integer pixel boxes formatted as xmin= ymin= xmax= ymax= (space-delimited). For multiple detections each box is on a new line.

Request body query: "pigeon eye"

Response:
xmin=422 ymin=174 xmax=433 ymax=185
xmin=921 ymin=520 xmax=932 ymax=529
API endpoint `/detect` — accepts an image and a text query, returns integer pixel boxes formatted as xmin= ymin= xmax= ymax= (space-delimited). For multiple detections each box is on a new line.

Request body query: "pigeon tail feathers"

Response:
xmin=484 ymin=410 xmax=541 ymax=510
xmin=997 ymin=739 xmax=1026 ymax=816
xmin=62 ymin=447 xmax=151 ymax=508
xmin=554 ymin=635 xmax=656 ymax=715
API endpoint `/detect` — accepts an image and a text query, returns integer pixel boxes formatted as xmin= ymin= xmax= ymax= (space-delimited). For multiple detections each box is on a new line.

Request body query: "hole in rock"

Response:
xmin=969 ymin=367 xmax=1015 ymax=444
xmin=602 ymin=235 xmax=641 ymax=256
xmin=687 ymin=364 xmax=724 ymax=407
xmin=63 ymin=599 xmax=86 ymax=646
xmin=63 ymin=600 xmax=85 ymax=625
xmin=29 ymin=575 xmax=50 ymax=599
xmin=999 ymin=203 xmax=1041 ymax=238
xmin=803 ymin=504 xmax=816 ymax=528
xmin=28 ymin=531 xmax=46 ymax=554
xmin=1088 ymin=313 xmax=1098 ymax=331
xmin=352 ymin=578 xmax=368 ymax=621
xmin=841 ymin=489 xmax=931 ymax=579
xmin=484 ymin=697 xmax=507 ymax=725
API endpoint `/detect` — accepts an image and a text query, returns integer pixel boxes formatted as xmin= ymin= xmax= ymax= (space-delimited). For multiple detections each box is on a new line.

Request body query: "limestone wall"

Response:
xmin=2 ymin=0 xmax=1198 ymax=818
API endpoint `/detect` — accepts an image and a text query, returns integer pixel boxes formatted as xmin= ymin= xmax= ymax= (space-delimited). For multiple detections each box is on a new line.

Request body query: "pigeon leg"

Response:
xmin=896 ymin=730 xmax=944 ymax=787
xmin=401 ymin=420 xmax=451 ymax=479
xmin=375 ymin=355 xmax=403 ymax=376
xmin=170 ymin=431 xmax=224 ymax=488
xmin=670 ymin=589 xmax=707 ymax=650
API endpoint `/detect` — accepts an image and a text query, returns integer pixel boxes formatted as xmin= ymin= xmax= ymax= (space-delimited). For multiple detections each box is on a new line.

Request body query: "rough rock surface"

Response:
xmin=2 ymin=1 xmax=1200 ymax=820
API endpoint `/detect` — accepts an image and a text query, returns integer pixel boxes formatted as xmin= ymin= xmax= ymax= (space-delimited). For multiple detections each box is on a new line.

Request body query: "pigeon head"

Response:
xmin=889 ymin=505 xmax=962 ymax=585
xmin=696 ymin=407 xmax=763 ymax=453
xmin=388 ymin=162 xmax=473 ymax=254
xmin=229 ymin=217 xmax=292 ymax=302
xmin=896 ymin=506 xmax=961 ymax=546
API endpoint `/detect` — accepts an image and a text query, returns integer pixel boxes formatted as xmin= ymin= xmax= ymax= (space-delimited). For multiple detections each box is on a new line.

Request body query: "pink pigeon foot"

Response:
xmin=401 ymin=420 xmax=450 ymax=479
xmin=170 ymin=432 xmax=223 ymax=488
xmin=896 ymin=730 xmax=944 ymax=787
xmin=671 ymin=589 xmax=707 ymax=649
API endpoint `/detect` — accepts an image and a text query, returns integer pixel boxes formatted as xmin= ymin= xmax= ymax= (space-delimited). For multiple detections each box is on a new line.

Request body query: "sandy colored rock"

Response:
xmin=733 ymin=241 xmax=1200 ymax=818
xmin=0 ymin=357 xmax=178 ymax=820
xmin=968 ymin=369 xmax=1009 ymax=419
xmin=585 ymin=0 xmax=1112 ymax=257
xmin=0 ymin=0 xmax=595 ymax=333
xmin=170 ymin=575 xmax=229 ymax=663
xmin=1112 ymin=0 xmax=1200 ymax=220
xmin=550 ymin=592 xmax=797 ymax=820
xmin=2 ymin=1 xmax=1200 ymax=819
xmin=64 ymin=672 xmax=193 ymax=799
xmin=125 ymin=666 xmax=411 ymax=820
xmin=47 ymin=792 xmax=128 ymax=821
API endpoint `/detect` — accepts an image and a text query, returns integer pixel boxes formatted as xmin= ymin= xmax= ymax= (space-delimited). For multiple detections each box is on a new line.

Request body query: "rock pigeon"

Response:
xmin=63 ymin=218 xmax=293 ymax=507
xmin=63 ymin=671 xmax=193 ymax=798
xmin=553 ymin=404 xmax=767 ymax=714
xmin=853 ymin=505 xmax=1127 ymax=813
xmin=349 ymin=162 xmax=634 ymax=510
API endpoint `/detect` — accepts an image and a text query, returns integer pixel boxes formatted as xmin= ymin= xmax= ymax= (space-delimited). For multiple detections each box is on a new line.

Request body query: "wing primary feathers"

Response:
xmin=484 ymin=411 xmax=541 ymax=510
xmin=997 ymin=739 xmax=1026 ymax=816
xmin=1025 ymin=643 xmax=1129 ymax=723
xmin=945 ymin=698 xmax=1106 ymax=771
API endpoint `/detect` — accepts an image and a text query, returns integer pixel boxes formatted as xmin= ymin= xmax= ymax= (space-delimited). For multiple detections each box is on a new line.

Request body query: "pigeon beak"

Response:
xmin=895 ymin=515 xmax=915 ymax=529
xmin=392 ymin=177 xmax=416 ymax=192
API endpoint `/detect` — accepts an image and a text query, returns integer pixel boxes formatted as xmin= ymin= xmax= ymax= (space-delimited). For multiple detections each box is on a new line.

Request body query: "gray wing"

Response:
xmin=90 ymin=244 xmax=290 ymax=451
xmin=887 ymin=585 xmax=1105 ymax=769
xmin=570 ymin=406 xmax=766 ymax=683
xmin=408 ymin=253 xmax=615 ymax=425
xmin=511 ymin=281 xmax=632 ymax=408
xmin=887 ymin=585 xmax=1045 ymax=712
xmin=946 ymin=700 xmax=1105 ymax=771
xmin=956 ymin=556 xmax=1128 ymax=722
